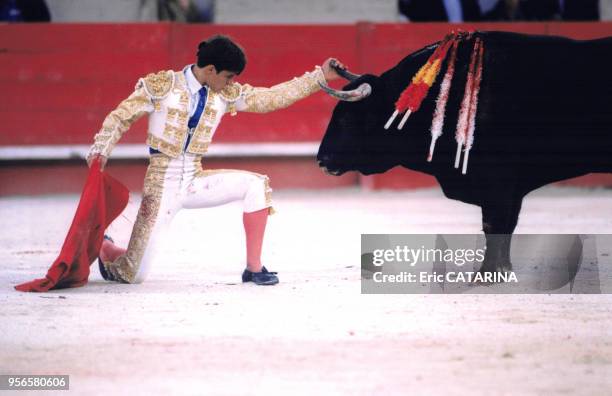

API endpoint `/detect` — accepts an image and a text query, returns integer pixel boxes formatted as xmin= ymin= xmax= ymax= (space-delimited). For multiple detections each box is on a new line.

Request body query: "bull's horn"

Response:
xmin=318 ymin=81 xmax=372 ymax=102
xmin=330 ymin=60 xmax=361 ymax=81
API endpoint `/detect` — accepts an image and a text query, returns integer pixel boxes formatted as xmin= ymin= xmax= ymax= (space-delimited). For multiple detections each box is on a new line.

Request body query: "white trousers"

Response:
xmin=108 ymin=153 xmax=273 ymax=283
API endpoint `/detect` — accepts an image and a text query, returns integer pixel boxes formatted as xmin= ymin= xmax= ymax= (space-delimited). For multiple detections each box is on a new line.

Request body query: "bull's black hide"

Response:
xmin=318 ymin=31 xmax=612 ymax=273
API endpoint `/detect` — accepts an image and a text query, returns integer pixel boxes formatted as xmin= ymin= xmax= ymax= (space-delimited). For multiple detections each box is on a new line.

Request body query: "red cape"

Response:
xmin=15 ymin=159 xmax=129 ymax=292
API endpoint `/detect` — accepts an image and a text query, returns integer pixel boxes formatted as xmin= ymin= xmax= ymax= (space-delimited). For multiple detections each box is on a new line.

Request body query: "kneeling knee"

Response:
xmin=244 ymin=175 xmax=272 ymax=212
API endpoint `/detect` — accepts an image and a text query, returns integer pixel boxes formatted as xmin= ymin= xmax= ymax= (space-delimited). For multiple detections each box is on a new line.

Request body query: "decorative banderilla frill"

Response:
xmin=384 ymin=31 xmax=485 ymax=175
xmin=428 ymin=39 xmax=459 ymax=162
xmin=384 ymin=33 xmax=456 ymax=130
xmin=454 ymin=37 xmax=484 ymax=175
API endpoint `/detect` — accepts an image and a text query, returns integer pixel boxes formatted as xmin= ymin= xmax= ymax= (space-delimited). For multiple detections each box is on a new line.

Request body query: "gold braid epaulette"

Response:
xmin=139 ymin=70 xmax=175 ymax=100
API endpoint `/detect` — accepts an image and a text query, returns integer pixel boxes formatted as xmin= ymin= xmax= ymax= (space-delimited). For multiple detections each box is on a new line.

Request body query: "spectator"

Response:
xmin=480 ymin=0 xmax=522 ymax=20
xmin=518 ymin=0 xmax=561 ymax=20
xmin=191 ymin=0 xmax=214 ymax=22
xmin=158 ymin=0 xmax=201 ymax=22
xmin=398 ymin=0 xmax=482 ymax=22
xmin=513 ymin=0 xmax=600 ymax=21
xmin=478 ymin=0 xmax=600 ymax=21
xmin=397 ymin=0 xmax=581 ymax=22
xmin=44 ymin=0 xmax=157 ymax=22
xmin=0 ymin=0 xmax=50 ymax=22
xmin=561 ymin=0 xmax=599 ymax=21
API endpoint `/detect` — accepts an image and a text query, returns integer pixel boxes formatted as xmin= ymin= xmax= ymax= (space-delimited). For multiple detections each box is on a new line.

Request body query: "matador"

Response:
xmin=89 ymin=35 xmax=345 ymax=285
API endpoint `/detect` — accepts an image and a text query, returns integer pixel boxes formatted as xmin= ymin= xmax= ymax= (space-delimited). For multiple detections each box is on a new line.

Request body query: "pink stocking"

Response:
xmin=243 ymin=208 xmax=269 ymax=272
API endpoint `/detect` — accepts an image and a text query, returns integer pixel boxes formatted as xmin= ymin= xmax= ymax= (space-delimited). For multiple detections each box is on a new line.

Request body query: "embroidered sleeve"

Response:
xmin=87 ymin=80 xmax=156 ymax=159
xmin=230 ymin=66 xmax=326 ymax=115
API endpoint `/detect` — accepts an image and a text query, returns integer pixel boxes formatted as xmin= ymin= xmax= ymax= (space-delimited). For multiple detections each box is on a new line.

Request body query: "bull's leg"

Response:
xmin=479 ymin=197 xmax=523 ymax=274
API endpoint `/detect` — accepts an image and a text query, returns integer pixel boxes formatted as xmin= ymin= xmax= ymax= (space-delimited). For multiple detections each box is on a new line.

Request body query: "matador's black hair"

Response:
xmin=196 ymin=35 xmax=246 ymax=74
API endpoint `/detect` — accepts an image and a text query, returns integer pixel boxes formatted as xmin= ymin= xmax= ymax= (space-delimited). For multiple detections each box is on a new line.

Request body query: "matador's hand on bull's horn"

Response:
xmin=319 ymin=58 xmax=371 ymax=102
xmin=322 ymin=58 xmax=348 ymax=82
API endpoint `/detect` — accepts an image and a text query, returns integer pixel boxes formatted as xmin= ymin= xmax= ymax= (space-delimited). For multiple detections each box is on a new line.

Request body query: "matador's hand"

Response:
xmin=322 ymin=58 xmax=347 ymax=82
xmin=87 ymin=154 xmax=108 ymax=171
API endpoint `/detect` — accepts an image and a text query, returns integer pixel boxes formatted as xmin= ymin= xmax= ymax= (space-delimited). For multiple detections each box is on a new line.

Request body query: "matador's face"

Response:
xmin=208 ymin=69 xmax=237 ymax=92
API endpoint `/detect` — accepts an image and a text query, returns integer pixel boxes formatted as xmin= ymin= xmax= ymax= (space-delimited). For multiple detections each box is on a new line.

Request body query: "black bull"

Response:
xmin=317 ymin=31 xmax=612 ymax=273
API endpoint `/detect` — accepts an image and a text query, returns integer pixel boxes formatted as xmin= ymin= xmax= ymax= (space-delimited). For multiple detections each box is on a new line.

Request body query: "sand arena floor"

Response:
xmin=2 ymin=186 xmax=612 ymax=395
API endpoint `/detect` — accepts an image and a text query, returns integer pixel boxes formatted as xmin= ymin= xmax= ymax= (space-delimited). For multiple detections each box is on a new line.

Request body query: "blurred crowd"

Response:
xmin=399 ymin=0 xmax=603 ymax=22
xmin=0 ymin=0 xmax=214 ymax=22
xmin=1 ymin=0 xmax=611 ymax=23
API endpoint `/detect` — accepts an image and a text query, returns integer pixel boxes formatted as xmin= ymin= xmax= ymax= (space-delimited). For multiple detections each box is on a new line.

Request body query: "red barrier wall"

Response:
xmin=0 ymin=23 xmax=356 ymax=145
xmin=2 ymin=22 xmax=612 ymax=193
xmin=4 ymin=22 xmax=612 ymax=146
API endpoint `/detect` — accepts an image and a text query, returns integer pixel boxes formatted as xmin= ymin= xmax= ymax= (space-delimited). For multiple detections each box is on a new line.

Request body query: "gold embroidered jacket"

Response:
xmin=88 ymin=66 xmax=327 ymax=159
